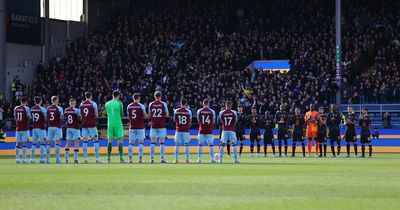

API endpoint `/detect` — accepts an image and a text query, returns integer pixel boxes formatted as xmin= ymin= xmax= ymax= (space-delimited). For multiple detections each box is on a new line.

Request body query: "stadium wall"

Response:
xmin=4 ymin=19 xmax=84 ymax=100
xmin=1 ymin=129 xmax=399 ymax=155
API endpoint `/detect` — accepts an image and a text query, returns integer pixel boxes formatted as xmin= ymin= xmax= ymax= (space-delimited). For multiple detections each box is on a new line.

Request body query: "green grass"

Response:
xmin=0 ymin=153 xmax=400 ymax=210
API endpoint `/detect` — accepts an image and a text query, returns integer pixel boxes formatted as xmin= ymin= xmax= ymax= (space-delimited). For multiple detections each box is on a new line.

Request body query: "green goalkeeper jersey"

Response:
xmin=105 ymin=99 xmax=124 ymax=128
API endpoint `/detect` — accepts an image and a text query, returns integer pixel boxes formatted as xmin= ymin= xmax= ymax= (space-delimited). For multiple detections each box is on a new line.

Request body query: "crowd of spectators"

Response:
xmin=4 ymin=0 xmax=398 ymax=120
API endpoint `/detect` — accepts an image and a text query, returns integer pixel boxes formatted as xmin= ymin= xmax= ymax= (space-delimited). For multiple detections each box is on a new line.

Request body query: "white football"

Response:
xmin=213 ymin=153 xmax=220 ymax=160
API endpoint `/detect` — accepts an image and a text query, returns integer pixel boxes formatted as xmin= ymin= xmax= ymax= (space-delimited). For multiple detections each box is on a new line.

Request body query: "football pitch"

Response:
xmin=0 ymin=154 xmax=399 ymax=210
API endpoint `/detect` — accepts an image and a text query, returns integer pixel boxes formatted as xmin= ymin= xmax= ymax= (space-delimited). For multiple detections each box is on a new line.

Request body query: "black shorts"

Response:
xmin=263 ymin=133 xmax=274 ymax=144
xmin=250 ymin=133 xmax=260 ymax=142
xmin=345 ymin=132 xmax=356 ymax=142
xmin=317 ymin=132 xmax=327 ymax=142
xmin=360 ymin=134 xmax=371 ymax=144
xmin=329 ymin=135 xmax=341 ymax=143
xmin=292 ymin=133 xmax=303 ymax=142
xmin=277 ymin=130 xmax=287 ymax=140
xmin=236 ymin=132 xmax=245 ymax=141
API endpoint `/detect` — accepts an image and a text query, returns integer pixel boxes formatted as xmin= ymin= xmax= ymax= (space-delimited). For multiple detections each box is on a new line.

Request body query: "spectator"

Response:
xmin=382 ymin=112 xmax=391 ymax=128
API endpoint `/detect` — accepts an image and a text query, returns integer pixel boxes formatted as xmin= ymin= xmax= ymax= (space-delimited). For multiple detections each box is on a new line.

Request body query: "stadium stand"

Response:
xmin=2 ymin=0 xmax=399 ymax=128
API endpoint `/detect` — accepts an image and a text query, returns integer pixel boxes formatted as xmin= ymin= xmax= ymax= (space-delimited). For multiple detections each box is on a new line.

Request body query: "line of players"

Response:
xmin=13 ymin=90 xmax=373 ymax=164
xmin=231 ymin=104 xmax=373 ymax=159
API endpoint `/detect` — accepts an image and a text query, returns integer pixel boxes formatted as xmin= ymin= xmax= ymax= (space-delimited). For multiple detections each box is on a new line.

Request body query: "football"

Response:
xmin=213 ymin=153 xmax=220 ymax=160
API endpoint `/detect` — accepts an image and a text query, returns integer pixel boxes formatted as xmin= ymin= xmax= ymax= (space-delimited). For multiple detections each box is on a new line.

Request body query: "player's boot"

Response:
xmin=345 ymin=155 xmax=350 ymax=158
xmin=107 ymin=159 xmax=111 ymax=164
xmin=150 ymin=158 xmax=154 ymax=164
xmin=84 ymin=159 xmax=89 ymax=164
xmin=196 ymin=159 xmax=202 ymax=164
xmin=39 ymin=159 xmax=45 ymax=164
xmin=250 ymin=153 xmax=254 ymax=157
xmin=318 ymin=154 xmax=323 ymax=158
xmin=65 ymin=159 xmax=69 ymax=164
xmin=173 ymin=160 xmax=179 ymax=164
xmin=129 ymin=159 xmax=133 ymax=164
xmin=138 ymin=157 xmax=144 ymax=163
xmin=185 ymin=160 xmax=190 ymax=164
xmin=256 ymin=153 xmax=260 ymax=157
xmin=360 ymin=155 xmax=365 ymax=158
xmin=272 ymin=154 xmax=276 ymax=158
xmin=291 ymin=154 xmax=295 ymax=157
xmin=56 ymin=159 xmax=62 ymax=164
xmin=234 ymin=159 xmax=240 ymax=163
xmin=22 ymin=159 xmax=28 ymax=164
xmin=331 ymin=154 xmax=336 ymax=158
xmin=96 ymin=160 xmax=104 ymax=164
xmin=219 ymin=159 xmax=223 ymax=164
xmin=160 ymin=159 xmax=168 ymax=164
xmin=120 ymin=160 xmax=126 ymax=164
xmin=74 ymin=159 xmax=79 ymax=164
xmin=30 ymin=159 xmax=35 ymax=164
xmin=16 ymin=160 xmax=21 ymax=164
xmin=46 ymin=159 xmax=50 ymax=164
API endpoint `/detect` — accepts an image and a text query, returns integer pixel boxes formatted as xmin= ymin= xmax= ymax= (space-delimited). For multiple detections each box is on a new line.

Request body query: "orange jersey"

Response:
xmin=305 ymin=111 xmax=319 ymax=132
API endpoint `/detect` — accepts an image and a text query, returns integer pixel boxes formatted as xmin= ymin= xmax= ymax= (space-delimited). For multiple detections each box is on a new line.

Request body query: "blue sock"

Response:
xmin=128 ymin=144 xmax=133 ymax=159
xmin=198 ymin=145 xmax=203 ymax=160
xmin=185 ymin=145 xmax=190 ymax=161
xmin=15 ymin=146 xmax=20 ymax=161
xmin=94 ymin=141 xmax=100 ymax=160
xmin=40 ymin=144 xmax=45 ymax=160
xmin=65 ymin=148 xmax=70 ymax=161
xmin=138 ymin=144 xmax=144 ymax=158
xmin=160 ymin=143 xmax=165 ymax=160
xmin=74 ymin=149 xmax=79 ymax=161
xmin=233 ymin=145 xmax=238 ymax=161
xmin=209 ymin=145 xmax=215 ymax=159
xmin=55 ymin=144 xmax=60 ymax=160
xmin=174 ymin=146 xmax=179 ymax=161
xmin=150 ymin=143 xmax=155 ymax=159
xmin=22 ymin=146 xmax=28 ymax=161
xmin=219 ymin=145 xmax=225 ymax=160
xmin=46 ymin=144 xmax=51 ymax=160
xmin=83 ymin=142 xmax=88 ymax=160
xmin=31 ymin=144 xmax=37 ymax=160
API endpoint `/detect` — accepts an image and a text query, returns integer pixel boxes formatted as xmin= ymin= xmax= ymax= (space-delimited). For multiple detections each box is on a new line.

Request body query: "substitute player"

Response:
xmin=249 ymin=107 xmax=261 ymax=156
xmin=236 ymin=105 xmax=246 ymax=156
xmin=47 ymin=96 xmax=64 ymax=164
xmin=218 ymin=101 xmax=239 ymax=163
xmin=291 ymin=107 xmax=305 ymax=157
xmin=263 ymin=110 xmax=275 ymax=157
xmin=14 ymin=97 xmax=30 ymax=164
xmin=105 ymin=90 xmax=125 ymax=163
xmin=305 ymin=104 xmax=319 ymax=157
xmin=173 ymin=99 xmax=192 ymax=164
xmin=359 ymin=108 xmax=372 ymax=158
xmin=80 ymin=91 xmax=102 ymax=164
xmin=30 ymin=96 xmax=47 ymax=163
xmin=327 ymin=104 xmax=342 ymax=157
xmin=148 ymin=91 xmax=169 ymax=163
xmin=197 ymin=99 xmax=216 ymax=163
xmin=275 ymin=104 xmax=289 ymax=157
xmin=345 ymin=106 xmax=358 ymax=158
xmin=127 ymin=93 xmax=149 ymax=163
xmin=316 ymin=107 xmax=327 ymax=157
xmin=64 ymin=98 xmax=81 ymax=164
